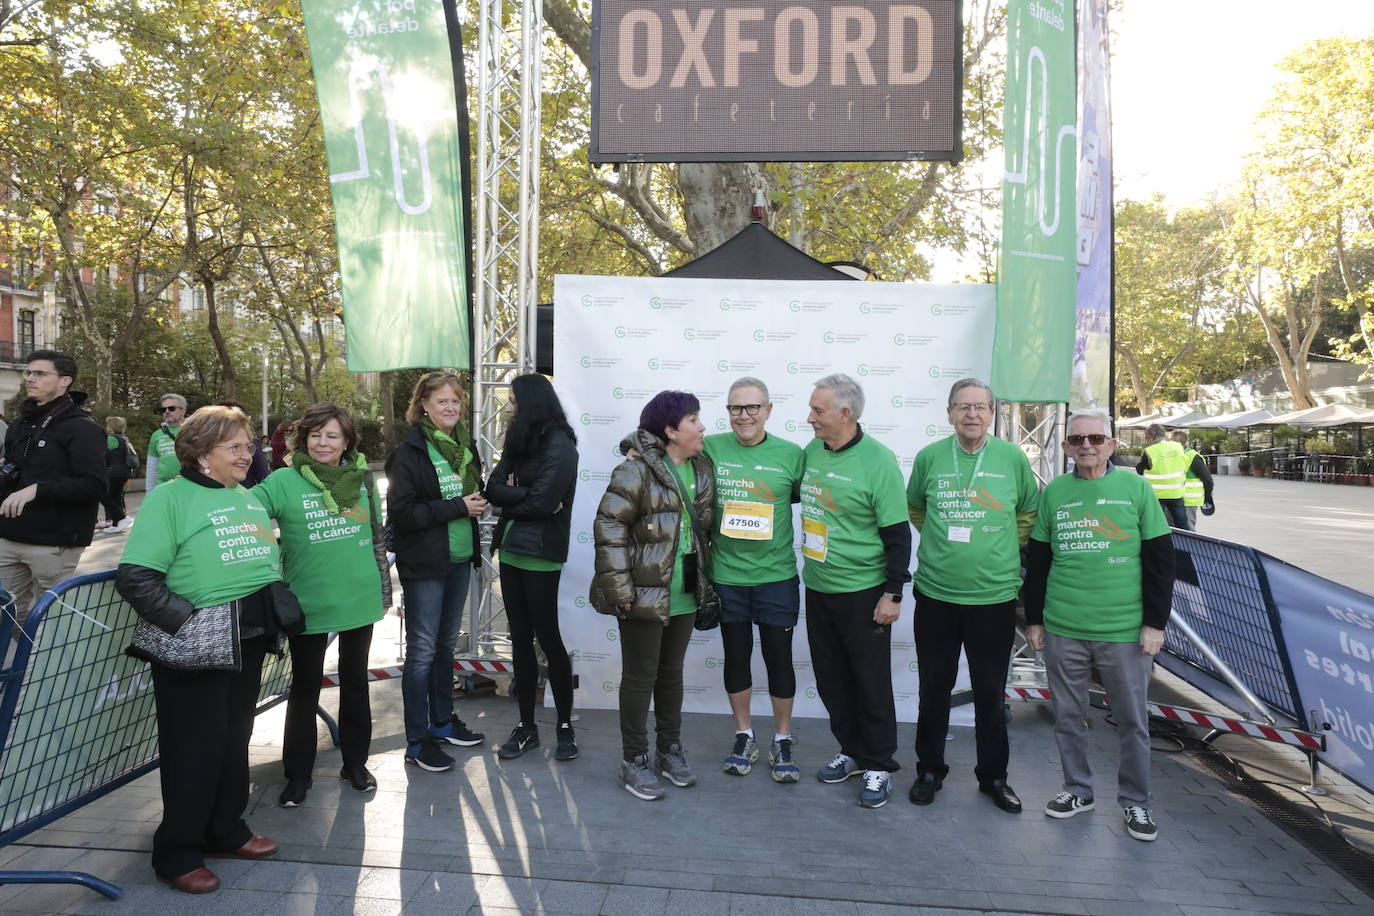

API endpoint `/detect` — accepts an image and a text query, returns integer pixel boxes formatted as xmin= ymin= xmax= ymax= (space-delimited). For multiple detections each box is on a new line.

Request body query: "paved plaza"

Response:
xmin=0 ymin=476 xmax=1368 ymax=914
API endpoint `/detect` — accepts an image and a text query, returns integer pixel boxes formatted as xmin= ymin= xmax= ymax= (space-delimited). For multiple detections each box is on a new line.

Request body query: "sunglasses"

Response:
xmin=1066 ymin=433 xmax=1108 ymax=446
xmin=159 ymin=405 xmax=181 ymax=413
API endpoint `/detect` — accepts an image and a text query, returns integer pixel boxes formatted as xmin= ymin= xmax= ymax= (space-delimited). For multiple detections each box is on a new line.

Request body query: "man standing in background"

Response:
xmin=145 ymin=393 xmax=186 ymax=491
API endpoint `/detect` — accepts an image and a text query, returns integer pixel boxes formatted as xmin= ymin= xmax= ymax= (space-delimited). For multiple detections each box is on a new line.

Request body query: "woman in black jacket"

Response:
xmin=384 ymin=372 xmax=488 ymax=773
xmin=484 ymin=373 xmax=579 ymax=761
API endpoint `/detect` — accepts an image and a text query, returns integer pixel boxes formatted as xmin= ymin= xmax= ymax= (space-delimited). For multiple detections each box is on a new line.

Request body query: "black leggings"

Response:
xmin=500 ymin=563 xmax=574 ymax=724
xmin=720 ymin=620 xmax=796 ymax=698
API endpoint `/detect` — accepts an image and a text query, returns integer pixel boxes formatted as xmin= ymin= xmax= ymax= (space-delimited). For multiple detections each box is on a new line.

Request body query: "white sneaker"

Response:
xmin=111 ymin=518 xmax=133 ymax=533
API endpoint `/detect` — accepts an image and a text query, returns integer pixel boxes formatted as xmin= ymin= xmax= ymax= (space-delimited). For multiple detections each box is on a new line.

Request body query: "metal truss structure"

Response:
xmin=464 ymin=0 xmax=542 ymax=666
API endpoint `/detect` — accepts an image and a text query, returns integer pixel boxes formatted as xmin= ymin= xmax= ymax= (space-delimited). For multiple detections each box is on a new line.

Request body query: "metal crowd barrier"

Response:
xmin=0 ymin=572 xmax=293 ymax=900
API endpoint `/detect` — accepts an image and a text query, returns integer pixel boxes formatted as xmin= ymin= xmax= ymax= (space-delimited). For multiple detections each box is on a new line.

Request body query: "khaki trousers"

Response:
xmin=0 ymin=538 xmax=84 ymax=634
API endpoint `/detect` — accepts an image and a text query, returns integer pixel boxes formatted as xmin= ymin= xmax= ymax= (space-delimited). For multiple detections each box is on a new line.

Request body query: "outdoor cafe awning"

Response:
xmin=1259 ymin=403 xmax=1374 ymax=428
xmin=1178 ymin=408 xmax=1278 ymax=429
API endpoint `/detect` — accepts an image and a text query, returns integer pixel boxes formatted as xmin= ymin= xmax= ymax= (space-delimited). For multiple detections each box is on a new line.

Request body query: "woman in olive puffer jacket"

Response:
xmin=590 ymin=390 xmax=716 ymax=801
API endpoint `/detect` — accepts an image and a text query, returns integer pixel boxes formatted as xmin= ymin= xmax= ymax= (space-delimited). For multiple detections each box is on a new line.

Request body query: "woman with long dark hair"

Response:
xmin=484 ymin=373 xmax=579 ymax=761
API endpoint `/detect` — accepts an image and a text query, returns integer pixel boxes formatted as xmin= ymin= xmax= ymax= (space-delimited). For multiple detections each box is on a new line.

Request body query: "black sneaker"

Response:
xmin=340 ymin=764 xmax=377 ymax=792
xmin=555 ymin=725 xmax=579 ymax=761
xmin=498 ymin=724 xmax=540 ymax=759
xmin=278 ymin=776 xmax=311 ymax=808
xmin=431 ymin=719 xmax=484 ymax=747
xmin=405 ymin=740 xmax=454 ymax=772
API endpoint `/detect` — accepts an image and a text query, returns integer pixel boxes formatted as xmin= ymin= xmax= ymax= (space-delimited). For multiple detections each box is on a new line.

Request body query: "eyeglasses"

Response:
xmin=951 ymin=402 xmax=992 ymax=414
xmin=159 ymin=405 xmax=181 ymax=413
xmin=726 ymin=404 xmax=763 ymax=417
xmin=214 ymin=442 xmax=258 ymax=456
xmin=22 ymin=369 xmax=58 ymax=379
xmin=1066 ymin=434 xmax=1109 ymax=446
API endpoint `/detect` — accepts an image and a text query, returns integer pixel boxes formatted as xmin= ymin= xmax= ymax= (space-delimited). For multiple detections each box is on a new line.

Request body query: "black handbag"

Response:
xmin=268 ymin=581 xmax=307 ymax=635
xmin=131 ymin=601 xmax=241 ymax=672
xmin=670 ymin=463 xmax=721 ymax=632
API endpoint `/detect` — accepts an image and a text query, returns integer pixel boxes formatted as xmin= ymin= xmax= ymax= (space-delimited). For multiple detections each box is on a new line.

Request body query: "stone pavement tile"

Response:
xmin=1140 ymin=885 xmax=1340 ymax=914
xmin=403 ymin=869 xmax=489 ymax=908
xmin=272 ymin=893 xmax=357 ymax=915
xmin=598 ymin=883 xmax=670 ymax=916
xmin=664 ymin=888 xmax=734 ymax=915
xmin=352 ymin=865 xmax=429 ymax=900
xmin=622 ymin=868 xmax=715 ymax=891
xmin=788 ymin=897 xmax=860 ymax=915
xmin=728 ymin=891 xmax=797 ymax=914
xmin=979 ymin=893 xmax=1090 ymax=915
xmin=476 ymin=876 xmax=607 ymax=914
xmin=1243 ymin=879 xmax=1356 ymax=902
xmin=849 ymin=905 xmax=928 ymax=915
xmin=285 ymin=861 xmax=373 ymax=895
xmin=228 ymin=860 xmax=354 ymax=893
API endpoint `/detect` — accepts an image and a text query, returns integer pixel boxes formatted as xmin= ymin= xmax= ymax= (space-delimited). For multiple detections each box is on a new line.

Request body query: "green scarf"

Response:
xmin=420 ymin=416 xmax=479 ymax=493
xmin=295 ymin=451 xmax=367 ymax=514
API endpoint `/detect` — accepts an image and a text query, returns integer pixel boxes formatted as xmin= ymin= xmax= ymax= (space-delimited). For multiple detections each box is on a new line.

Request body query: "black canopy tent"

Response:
xmin=535 ymin=223 xmax=855 ymax=372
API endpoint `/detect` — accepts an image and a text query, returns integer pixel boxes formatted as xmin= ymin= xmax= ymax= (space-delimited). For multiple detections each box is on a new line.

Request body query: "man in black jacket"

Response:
xmin=0 ymin=350 xmax=107 ymax=630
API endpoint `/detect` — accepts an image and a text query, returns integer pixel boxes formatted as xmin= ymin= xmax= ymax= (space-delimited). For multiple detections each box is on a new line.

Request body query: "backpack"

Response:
xmin=122 ymin=438 xmax=139 ymax=473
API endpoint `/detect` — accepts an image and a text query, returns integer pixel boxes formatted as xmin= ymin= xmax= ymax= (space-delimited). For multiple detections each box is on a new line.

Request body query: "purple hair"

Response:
xmin=638 ymin=390 xmax=701 ymax=438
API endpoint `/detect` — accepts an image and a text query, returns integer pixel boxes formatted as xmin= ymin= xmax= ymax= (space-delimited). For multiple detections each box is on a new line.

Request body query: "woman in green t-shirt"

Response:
xmin=384 ymin=372 xmax=488 ymax=773
xmin=589 ymin=390 xmax=717 ymax=802
xmin=485 ymin=373 xmax=580 ymax=762
xmin=115 ymin=406 xmax=284 ymax=895
xmin=257 ymin=403 xmax=391 ymax=808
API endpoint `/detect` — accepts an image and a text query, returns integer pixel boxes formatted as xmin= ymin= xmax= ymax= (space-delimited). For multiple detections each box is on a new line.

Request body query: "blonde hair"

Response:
xmin=175 ymin=405 xmax=251 ymax=470
xmin=406 ymin=371 xmax=467 ymax=425
xmin=105 ymin=415 xmax=127 ymax=433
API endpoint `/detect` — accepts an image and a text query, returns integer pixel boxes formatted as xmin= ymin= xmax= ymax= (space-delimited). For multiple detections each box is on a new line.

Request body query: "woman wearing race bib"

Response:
xmin=115 ymin=406 xmax=284 ymax=894
xmin=385 ymin=372 xmax=488 ymax=773
xmin=589 ymin=390 xmax=717 ymax=801
xmin=255 ymin=403 xmax=390 ymax=807
xmin=485 ymin=373 xmax=580 ymax=762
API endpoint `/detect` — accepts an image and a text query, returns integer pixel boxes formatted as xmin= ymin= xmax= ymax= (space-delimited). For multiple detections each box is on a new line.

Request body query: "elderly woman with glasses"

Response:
xmin=385 ymin=371 xmax=488 ymax=773
xmin=116 ymin=406 xmax=286 ymax=894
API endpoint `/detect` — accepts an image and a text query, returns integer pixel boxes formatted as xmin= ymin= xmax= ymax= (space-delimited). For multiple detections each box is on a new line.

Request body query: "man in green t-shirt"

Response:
xmin=801 ymin=373 xmax=911 ymax=809
xmin=704 ymin=377 xmax=806 ymax=784
xmin=145 ymin=393 xmax=186 ymax=491
xmin=906 ymin=378 xmax=1039 ymax=814
xmin=1023 ymin=408 xmax=1176 ymax=843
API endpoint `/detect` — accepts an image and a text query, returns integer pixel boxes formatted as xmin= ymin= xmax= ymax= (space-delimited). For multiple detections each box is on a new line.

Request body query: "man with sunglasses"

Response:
xmin=145 ymin=394 xmax=187 ymax=491
xmin=1023 ymin=409 xmax=1175 ymax=842
xmin=905 ymin=378 xmax=1039 ymax=813
xmin=703 ymin=377 xmax=805 ymax=783
xmin=0 ymin=350 xmax=107 ymax=627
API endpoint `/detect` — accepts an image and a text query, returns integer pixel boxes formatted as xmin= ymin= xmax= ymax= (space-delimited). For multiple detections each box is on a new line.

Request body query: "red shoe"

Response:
xmin=159 ymin=867 xmax=219 ymax=894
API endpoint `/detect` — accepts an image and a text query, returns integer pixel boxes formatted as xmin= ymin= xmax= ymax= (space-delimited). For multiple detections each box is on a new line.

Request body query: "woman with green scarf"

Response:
xmin=384 ymin=372 xmax=489 ymax=773
xmin=255 ymin=403 xmax=391 ymax=807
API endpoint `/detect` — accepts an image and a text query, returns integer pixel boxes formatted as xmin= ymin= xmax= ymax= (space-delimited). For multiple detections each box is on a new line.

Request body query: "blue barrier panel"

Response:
xmin=0 ymin=571 xmax=292 ymax=899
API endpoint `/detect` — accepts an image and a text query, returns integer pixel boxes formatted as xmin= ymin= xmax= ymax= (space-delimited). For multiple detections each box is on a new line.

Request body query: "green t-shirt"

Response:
xmin=1031 ymin=468 xmax=1172 ymax=642
xmin=121 ymin=476 xmax=281 ymax=608
xmin=668 ymin=458 xmax=698 ymax=616
xmin=426 ymin=441 xmax=475 ymax=563
xmin=799 ymin=431 xmax=909 ymax=594
xmin=148 ymin=426 xmax=180 ymax=484
xmin=501 ymin=551 xmax=564 ymax=572
xmin=907 ymin=436 xmax=1040 ymax=605
xmin=703 ymin=432 xmax=804 ymax=586
xmin=254 ymin=468 xmax=385 ymax=635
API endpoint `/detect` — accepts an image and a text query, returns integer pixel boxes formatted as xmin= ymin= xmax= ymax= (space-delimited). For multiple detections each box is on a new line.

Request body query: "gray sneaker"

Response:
xmin=620 ymin=754 xmax=666 ymax=801
xmin=1044 ymin=791 xmax=1094 ymax=818
xmin=656 ymin=743 xmax=698 ymax=787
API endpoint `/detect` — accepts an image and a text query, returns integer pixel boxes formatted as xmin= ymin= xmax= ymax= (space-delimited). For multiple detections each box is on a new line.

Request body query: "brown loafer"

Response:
xmin=159 ymin=867 xmax=219 ymax=894
xmin=217 ymin=834 xmax=278 ymax=859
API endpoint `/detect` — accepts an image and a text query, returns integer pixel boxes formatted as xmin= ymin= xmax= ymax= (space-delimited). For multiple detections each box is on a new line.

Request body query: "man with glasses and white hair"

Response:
xmin=905 ymin=378 xmax=1039 ymax=813
xmin=802 ymin=373 xmax=911 ymax=808
xmin=1023 ymin=408 xmax=1176 ymax=842
xmin=146 ymin=393 xmax=188 ymax=491
xmin=704 ymin=377 xmax=806 ymax=783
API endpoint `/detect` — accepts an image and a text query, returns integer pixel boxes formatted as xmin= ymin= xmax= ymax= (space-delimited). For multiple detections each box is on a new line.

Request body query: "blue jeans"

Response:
xmin=400 ymin=562 xmax=471 ymax=744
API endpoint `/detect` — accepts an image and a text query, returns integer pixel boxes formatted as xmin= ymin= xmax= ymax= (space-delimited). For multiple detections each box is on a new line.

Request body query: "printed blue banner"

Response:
xmin=1072 ymin=0 xmax=1112 ymax=409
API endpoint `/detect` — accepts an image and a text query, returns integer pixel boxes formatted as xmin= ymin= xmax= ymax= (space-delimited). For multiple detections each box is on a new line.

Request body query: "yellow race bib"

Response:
xmin=720 ymin=500 xmax=773 ymax=540
xmin=801 ymin=515 xmax=829 ymax=562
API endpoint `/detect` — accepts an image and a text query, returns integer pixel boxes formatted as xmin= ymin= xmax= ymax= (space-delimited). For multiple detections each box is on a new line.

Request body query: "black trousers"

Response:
xmin=1160 ymin=498 xmax=1191 ymax=531
xmin=618 ymin=613 xmax=695 ymax=760
xmin=913 ymin=591 xmax=1016 ymax=784
xmin=102 ymin=476 xmax=127 ymax=523
xmin=500 ymin=564 xmax=574 ymax=725
xmin=283 ymin=625 xmax=375 ymax=779
xmin=150 ymin=634 xmax=268 ymax=878
xmin=805 ymin=585 xmax=898 ymax=772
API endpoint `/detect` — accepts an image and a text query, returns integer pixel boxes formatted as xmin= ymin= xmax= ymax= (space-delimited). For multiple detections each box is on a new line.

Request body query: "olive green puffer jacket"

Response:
xmin=589 ymin=429 xmax=716 ymax=624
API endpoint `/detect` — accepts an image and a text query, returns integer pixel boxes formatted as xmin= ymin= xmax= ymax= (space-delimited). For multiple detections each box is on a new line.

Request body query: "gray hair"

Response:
xmin=1068 ymin=408 xmax=1115 ymax=438
xmin=1144 ymin=423 xmax=1165 ymax=441
xmin=947 ymin=377 xmax=994 ymax=409
xmin=159 ymin=393 xmax=187 ymax=409
xmin=729 ymin=376 xmax=770 ymax=403
xmin=813 ymin=373 xmax=865 ymax=420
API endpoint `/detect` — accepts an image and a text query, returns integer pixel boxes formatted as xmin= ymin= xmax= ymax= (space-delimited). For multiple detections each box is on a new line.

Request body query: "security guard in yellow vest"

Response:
xmin=1135 ymin=424 xmax=1191 ymax=529
xmin=1170 ymin=430 xmax=1215 ymax=528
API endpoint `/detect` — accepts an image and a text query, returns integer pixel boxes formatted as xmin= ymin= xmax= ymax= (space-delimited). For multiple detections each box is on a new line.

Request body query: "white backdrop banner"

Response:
xmin=552 ymin=274 xmax=995 ymax=725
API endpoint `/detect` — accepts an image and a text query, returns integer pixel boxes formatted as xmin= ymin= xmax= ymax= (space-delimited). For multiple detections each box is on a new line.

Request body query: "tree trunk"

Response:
xmin=379 ymin=371 xmax=399 ymax=454
xmin=677 ymin=163 xmax=766 ymax=253
xmin=1117 ymin=344 xmax=1151 ymax=417
xmin=203 ymin=279 xmax=237 ymax=400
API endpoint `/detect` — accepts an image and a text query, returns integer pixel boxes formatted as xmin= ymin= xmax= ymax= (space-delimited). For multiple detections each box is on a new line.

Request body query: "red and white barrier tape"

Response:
xmin=1002 ymin=687 xmax=1324 ymax=750
xmin=319 ymin=658 xmax=511 ymax=688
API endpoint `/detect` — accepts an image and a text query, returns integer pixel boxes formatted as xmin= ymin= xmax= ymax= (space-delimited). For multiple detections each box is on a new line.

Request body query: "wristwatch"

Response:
xmin=885 ymin=592 xmax=902 ymax=603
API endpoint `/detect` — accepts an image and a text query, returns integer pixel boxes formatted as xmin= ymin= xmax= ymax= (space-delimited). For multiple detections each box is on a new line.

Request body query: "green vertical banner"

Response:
xmin=299 ymin=0 xmax=471 ymax=371
xmin=992 ymin=0 xmax=1077 ymax=402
